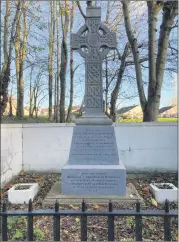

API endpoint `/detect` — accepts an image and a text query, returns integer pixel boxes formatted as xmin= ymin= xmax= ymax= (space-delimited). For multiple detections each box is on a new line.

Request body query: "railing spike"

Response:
xmin=109 ymin=199 xmax=113 ymax=212
xmin=165 ymin=199 xmax=169 ymax=213
xmin=55 ymin=200 xmax=59 ymax=212
xmin=28 ymin=198 xmax=32 ymax=212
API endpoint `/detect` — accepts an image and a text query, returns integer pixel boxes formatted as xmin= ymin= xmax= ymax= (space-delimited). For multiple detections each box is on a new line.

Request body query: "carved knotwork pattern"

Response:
xmin=87 ymin=19 xmax=100 ymax=33
xmin=86 ymin=84 xmax=101 ymax=108
xmin=87 ymin=63 xmax=100 ymax=83
xmin=100 ymin=34 xmax=114 ymax=46
xmin=71 ymin=34 xmax=86 ymax=49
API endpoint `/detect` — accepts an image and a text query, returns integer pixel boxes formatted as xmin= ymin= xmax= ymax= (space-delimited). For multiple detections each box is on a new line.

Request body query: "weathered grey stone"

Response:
xmin=71 ymin=7 xmax=116 ymax=117
xmin=43 ymin=182 xmax=144 ymax=205
xmin=61 ymin=164 xmax=126 ymax=195
xmin=69 ymin=126 xmax=119 ymax=165
xmin=75 ymin=113 xmax=113 ymax=125
xmin=61 ymin=4 xmax=126 ymax=197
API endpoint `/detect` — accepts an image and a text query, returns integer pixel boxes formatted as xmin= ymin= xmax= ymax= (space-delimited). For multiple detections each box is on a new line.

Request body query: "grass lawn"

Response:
xmin=2 ymin=115 xmax=178 ymax=124
xmin=117 ymin=117 xmax=178 ymax=123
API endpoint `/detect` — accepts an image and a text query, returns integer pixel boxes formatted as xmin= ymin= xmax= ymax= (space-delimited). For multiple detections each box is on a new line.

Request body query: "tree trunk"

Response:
xmin=48 ymin=0 xmax=55 ymax=121
xmin=14 ymin=7 xmax=21 ymax=116
xmin=54 ymin=73 xmax=57 ymax=121
xmin=3 ymin=0 xmax=10 ymax=73
xmin=142 ymin=2 xmax=162 ymax=121
xmin=110 ymin=44 xmax=129 ymax=122
xmin=122 ymin=1 xmax=147 ymax=114
xmin=66 ymin=2 xmax=75 ymax=123
xmin=123 ymin=1 xmax=178 ymax=122
xmin=15 ymin=1 xmax=28 ymax=117
xmin=29 ymin=65 xmax=34 ymax=117
xmin=60 ymin=0 xmax=70 ymax=123
xmin=9 ymin=95 xmax=13 ymax=117
xmin=0 ymin=1 xmax=21 ymax=117
xmin=56 ymin=1 xmax=61 ymax=122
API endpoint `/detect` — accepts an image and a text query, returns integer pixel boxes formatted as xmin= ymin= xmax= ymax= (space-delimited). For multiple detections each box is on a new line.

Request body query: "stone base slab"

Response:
xmin=43 ymin=182 xmax=144 ymax=205
xmin=61 ymin=164 xmax=126 ymax=195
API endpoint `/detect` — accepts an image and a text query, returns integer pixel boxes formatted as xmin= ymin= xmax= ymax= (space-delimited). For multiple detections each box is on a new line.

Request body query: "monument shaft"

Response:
xmin=61 ymin=5 xmax=126 ymax=196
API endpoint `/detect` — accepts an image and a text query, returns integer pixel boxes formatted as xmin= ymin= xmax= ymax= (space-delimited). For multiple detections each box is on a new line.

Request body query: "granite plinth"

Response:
xmin=61 ymin=164 xmax=126 ymax=195
xmin=43 ymin=182 xmax=143 ymax=205
xmin=75 ymin=113 xmax=113 ymax=125
xmin=68 ymin=126 xmax=119 ymax=165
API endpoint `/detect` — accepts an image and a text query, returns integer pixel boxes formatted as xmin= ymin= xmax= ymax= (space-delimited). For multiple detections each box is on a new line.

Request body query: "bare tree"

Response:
xmin=59 ymin=0 xmax=70 ymax=123
xmin=48 ymin=0 xmax=55 ymax=120
xmin=122 ymin=0 xmax=178 ymax=121
xmin=66 ymin=2 xmax=75 ymax=123
xmin=14 ymin=1 xmax=28 ymax=117
xmin=110 ymin=44 xmax=130 ymax=121
xmin=0 ymin=1 xmax=21 ymax=117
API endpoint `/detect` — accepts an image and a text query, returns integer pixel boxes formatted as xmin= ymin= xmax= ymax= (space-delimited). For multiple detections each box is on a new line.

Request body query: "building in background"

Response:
xmin=116 ymin=105 xmax=143 ymax=119
xmin=159 ymin=105 xmax=178 ymax=118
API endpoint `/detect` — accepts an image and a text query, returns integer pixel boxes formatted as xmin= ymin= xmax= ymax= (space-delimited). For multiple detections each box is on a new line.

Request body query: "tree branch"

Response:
xmin=122 ymin=0 xmax=147 ymax=111
xmin=76 ymin=1 xmax=86 ymax=19
xmin=126 ymin=57 xmax=148 ymax=66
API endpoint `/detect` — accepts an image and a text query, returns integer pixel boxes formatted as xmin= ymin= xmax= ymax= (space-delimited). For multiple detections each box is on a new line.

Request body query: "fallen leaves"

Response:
xmin=151 ymin=198 xmax=158 ymax=207
xmin=92 ymin=204 xmax=101 ymax=210
xmin=69 ymin=204 xmax=79 ymax=210
xmin=19 ymin=170 xmax=25 ymax=175
xmin=75 ymin=218 xmax=80 ymax=223
xmin=2 ymin=171 xmax=178 ymax=241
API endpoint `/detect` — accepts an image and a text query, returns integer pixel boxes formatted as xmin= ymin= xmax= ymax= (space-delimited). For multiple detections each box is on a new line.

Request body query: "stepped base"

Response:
xmin=61 ymin=163 xmax=126 ymax=195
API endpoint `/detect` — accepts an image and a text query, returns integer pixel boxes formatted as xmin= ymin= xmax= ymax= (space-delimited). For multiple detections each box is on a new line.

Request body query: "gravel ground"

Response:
xmin=1 ymin=172 xmax=178 ymax=241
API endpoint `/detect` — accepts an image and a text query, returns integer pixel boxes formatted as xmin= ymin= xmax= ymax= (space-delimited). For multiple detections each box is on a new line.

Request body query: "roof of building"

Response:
xmin=116 ymin=105 xmax=138 ymax=115
xmin=159 ymin=106 xmax=173 ymax=114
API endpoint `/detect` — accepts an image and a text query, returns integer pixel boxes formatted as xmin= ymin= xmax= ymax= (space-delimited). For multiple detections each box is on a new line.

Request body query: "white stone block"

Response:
xmin=149 ymin=183 xmax=178 ymax=204
xmin=8 ymin=183 xmax=39 ymax=204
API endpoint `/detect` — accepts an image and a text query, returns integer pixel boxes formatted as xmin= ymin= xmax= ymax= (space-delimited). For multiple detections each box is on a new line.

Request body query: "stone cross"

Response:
xmin=71 ymin=6 xmax=117 ymax=114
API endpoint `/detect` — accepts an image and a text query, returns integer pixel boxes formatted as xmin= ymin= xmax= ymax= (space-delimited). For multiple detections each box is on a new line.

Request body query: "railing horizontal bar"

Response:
xmin=0 ymin=210 xmax=177 ymax=216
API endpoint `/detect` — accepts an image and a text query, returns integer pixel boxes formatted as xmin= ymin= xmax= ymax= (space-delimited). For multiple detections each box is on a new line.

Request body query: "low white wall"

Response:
xmin=1 ymin=124 xmax=23 ymax=186
xmin=22 ymin=124 xmax=74 ymax=171
xmin=114 ymin=123 xmax=177 ymax=172
xmin=1 ymin=122 xmax=177 ymax=185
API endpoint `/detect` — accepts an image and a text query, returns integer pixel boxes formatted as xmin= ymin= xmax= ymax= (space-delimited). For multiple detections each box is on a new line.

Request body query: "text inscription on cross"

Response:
xmin=71 ymin=7 xmax=117 ymax=114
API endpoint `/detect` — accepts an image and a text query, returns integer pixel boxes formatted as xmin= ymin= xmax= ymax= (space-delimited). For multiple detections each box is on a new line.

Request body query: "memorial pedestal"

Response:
xmin=61 ymin=125 xmax=126 ymax=195
xmin=61 ymin=4 xmax=126 ymax=196
xmin=61 ymin=163 xmax=126 ymax=195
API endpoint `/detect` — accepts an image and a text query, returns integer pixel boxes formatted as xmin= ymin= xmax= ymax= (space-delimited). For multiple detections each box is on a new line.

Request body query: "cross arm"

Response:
xmin=71 ymin=25 xmax=88 ymax=50
xmin=99 ymin=32 xmax=117 ymax=49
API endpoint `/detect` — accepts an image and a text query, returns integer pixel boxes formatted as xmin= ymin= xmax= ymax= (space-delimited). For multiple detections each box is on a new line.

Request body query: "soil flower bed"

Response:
xmin=14 ymin=185 xmax=32 ymax=190
xmin=1 ymin=172 xmax=178 ymax=241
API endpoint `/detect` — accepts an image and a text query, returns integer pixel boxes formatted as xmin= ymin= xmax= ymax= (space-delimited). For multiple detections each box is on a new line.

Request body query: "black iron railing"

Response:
xmin=0 ymin=199 xmax=177 ymax=241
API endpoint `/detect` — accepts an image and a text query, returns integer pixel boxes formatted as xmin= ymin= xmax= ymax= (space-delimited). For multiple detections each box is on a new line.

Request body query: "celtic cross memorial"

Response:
xmin=61 ymin=4 xmax=126 ymax=196
xmin=71 ymin=6 xmax=116 ymax=115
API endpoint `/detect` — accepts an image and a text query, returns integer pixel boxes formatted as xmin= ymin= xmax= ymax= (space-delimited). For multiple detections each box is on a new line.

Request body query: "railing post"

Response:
xmin=2 ymin=202 xmax=7 ymax=241
xmin=81 ymin=199 xmax=87 ymax=241
xmin=28 ymin=199 xmax=33 ymax=241
xmin=164 ymin=199 xmax=171 ymax=241
xmin=53 ymin=200 xmax=60 ymax=241
xmin=108 ymin=199 xmax=114 ymax=241
xmin=135 ymin=200 xmax=142 ymax=241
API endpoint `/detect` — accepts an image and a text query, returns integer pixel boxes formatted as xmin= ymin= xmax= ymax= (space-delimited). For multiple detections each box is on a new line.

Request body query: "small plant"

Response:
xmin=12 ymin=229 xmax=24 ymax=240
xmin=126 ymin=216 xmax=135 ymax=228
xmin=7 ymin=216 xmax=45 ymax=241
xmin=34 ymin=228 xmax=45 ymax=240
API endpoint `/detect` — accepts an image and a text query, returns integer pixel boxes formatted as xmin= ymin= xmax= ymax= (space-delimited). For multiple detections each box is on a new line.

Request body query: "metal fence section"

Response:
xmin=0 ymin=199 xmax=177 ymax=241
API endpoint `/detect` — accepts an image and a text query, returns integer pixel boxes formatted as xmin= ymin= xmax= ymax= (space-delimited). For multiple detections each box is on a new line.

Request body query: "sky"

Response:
xmin=1 ymin=0 xmax=178 ymax=110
